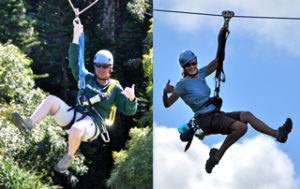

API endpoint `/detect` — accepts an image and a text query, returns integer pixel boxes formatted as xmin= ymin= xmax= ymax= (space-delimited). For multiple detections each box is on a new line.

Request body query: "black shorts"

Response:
xmin=196 ymin=111 xmax=241 ymax=135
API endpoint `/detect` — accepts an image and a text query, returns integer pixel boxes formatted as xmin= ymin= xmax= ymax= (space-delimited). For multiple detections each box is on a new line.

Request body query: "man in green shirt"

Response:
xmin=11 ymin=23 xmax=137 ymax=173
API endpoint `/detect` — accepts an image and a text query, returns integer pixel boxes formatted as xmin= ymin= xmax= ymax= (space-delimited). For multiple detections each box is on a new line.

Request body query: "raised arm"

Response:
xmin=68 ymin=23 xmax=85 ymax=81
xmin=72 ymin=23 xmax=83 ymax=44
xmin=163 ymin=80 xmax=180 ymax=108
xmin=205 ymin=26 xmax=228 ymax=76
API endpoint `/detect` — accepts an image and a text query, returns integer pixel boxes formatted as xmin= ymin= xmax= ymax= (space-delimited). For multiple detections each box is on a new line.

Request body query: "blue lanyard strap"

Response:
xmin=78 ymin=32 xmax=88 ymax=89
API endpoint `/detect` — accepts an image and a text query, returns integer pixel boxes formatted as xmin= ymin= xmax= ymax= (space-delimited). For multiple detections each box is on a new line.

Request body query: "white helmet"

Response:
xmin=93 ymin=50 xmax=114 ymax=65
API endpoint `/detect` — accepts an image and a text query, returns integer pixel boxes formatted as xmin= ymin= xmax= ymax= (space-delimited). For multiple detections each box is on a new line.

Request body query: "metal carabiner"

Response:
xmin=73 ymin=8 xmax=81 ymax=25
xmin=101 ymin=126 xmax=110 ymax=143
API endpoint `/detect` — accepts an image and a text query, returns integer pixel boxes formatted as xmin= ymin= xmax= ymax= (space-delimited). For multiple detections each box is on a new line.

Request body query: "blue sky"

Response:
xmin=153 ymin=0 xmax=300 ymax=188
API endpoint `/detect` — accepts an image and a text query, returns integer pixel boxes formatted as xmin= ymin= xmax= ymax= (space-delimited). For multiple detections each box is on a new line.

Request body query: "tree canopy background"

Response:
xmin=0 ymin=0 xmax=152 ymax=188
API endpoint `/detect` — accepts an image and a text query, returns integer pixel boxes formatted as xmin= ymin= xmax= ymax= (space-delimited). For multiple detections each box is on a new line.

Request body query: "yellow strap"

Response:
xmin=106 ymin=79 xmax=119 ymax=95
xmin=103 ymin=79 xmax=119 ymax=126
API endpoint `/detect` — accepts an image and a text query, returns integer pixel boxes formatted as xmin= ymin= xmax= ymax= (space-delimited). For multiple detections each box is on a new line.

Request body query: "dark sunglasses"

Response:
xmin=183 ymin=61 xmax=197 ymax=68
xmin=94 ymin=64 xmax=110 ymax=69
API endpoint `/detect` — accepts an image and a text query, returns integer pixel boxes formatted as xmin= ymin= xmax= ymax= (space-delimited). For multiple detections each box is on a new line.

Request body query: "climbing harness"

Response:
xmin=178 ymin=10 xmax=234 ymax=151
xmin=66 ymin=0 xmax=116 ymax=143
xmin=81 ymin=79 xmax=118 ymax=127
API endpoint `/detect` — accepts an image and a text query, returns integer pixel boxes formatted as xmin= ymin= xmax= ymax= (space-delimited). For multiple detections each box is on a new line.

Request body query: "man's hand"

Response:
xmin=121 ymin=84 xmax=136 ymax=102
xmin=72 ymin=23 xmax=83 ymax=44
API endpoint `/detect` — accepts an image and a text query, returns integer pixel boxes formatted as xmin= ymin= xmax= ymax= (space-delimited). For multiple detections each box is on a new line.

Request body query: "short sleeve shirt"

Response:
xmin=174 ymin=67 xmax=216 ymax=116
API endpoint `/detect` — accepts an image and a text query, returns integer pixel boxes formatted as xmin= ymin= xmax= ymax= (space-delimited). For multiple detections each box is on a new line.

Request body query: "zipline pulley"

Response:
xmin=68 ymin=0 xmax=99 ymax=25
xmin=222 ymin=10 xmax=235 ymax=28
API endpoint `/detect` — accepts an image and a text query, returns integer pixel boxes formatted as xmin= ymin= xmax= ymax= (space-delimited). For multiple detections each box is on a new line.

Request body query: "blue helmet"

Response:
xmin=179 ymin=50 xmax=197 ymax=67
xmin=94 ymin=50 xmax=114 ymax=65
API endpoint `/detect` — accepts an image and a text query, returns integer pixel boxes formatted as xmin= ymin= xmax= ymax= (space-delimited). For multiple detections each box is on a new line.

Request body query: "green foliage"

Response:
xmin=107 ymin=127 xmax=153 ymax=189
xmin=0 ymin=0 xmax=39 ymax=53
xmin=0 ymin=43 xmax=87 ymax=187
xmin=0 ymin=159 xmax=59 ymax=189
xmin=127 ymin=0 xmax=152 ymax=21
xmin=142 ymin=48 xmax=153 ymax=95
xmin=0 ymin=43 xmax=44 ymax=113
xmin=26 ymin=0 xmax=74 ymax=100
xmin=134 ymin=18 xmax=153 ymax=127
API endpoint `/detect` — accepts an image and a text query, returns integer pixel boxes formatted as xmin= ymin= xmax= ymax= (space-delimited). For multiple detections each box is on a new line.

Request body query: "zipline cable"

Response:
xmin=154 ymin=8 xmax=300 ymax=21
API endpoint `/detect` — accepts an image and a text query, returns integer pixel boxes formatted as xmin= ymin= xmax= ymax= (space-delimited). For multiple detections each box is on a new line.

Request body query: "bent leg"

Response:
xmin=240 ymin=111 xmax=277 ymax=138
xmin=67 ymin=116 xmax=99 ymax=156
xmin=68 ymin=124 xmax=84 ymax=156
xmin=53 ymin=124 xmax=82 ymax=173
xmin=215 ymin=121 xmax=247 ymax=160
xmin=206 ymin=120 xmax=247 ymax=173
xmin=30 ymin=95 xmax=61 ymax=125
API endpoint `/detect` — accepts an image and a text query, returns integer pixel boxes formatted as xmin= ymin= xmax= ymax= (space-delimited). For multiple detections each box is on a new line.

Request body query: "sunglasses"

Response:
xmin=94 ymin=64 xmax=110 ymax=69
xmin=183 ymin=61 xmax=197 ymax=68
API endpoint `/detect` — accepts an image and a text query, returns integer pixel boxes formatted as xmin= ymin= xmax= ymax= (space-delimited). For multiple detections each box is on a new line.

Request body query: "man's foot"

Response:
xmin=277 ymin=118 xmax=293 ymax=143
xmin=54 ymin=153 xmax=74 ymax=173
xmin=205 ymin=148 xmax=219 ymax=174
xmin=11 ymin=112 xmax=32 ymax=136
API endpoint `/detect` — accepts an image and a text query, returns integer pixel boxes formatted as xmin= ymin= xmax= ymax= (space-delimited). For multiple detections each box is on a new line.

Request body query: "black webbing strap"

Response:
xmin=62 ymin=106 xmax=77 ymax=130
xmin=183 ymin=127 xmax=197 ymax=152
xmin=214 ymin=29 xmax=228 ymax=98
xmin=87 ymin=116 xmax=99 ymax=142
xmin=215 ymin=29 xmax=228 ymax=82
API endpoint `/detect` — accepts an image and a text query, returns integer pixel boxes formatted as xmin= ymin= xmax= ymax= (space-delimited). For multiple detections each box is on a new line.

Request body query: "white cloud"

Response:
xmin=154 ymin=125 xmax=299 ymax=189
xmin=154 ymin=0 xmax=300 ymax=55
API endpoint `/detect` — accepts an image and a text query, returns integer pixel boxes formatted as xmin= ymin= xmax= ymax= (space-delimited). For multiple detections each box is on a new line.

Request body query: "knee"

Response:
xmin=45 ymin=95 xmax=60 ymax=114
xmin=238 ymin=123 xmax=248 ymax=135
xmin=231 ymin=122 xmax=248 ymax=136
xmin=70 ymin=124 xmax=84 ymax=137
xmin=241 ymin=111 xmax=254 ymax=123
xmin=46 ymin=95 xmax=59 ymax=104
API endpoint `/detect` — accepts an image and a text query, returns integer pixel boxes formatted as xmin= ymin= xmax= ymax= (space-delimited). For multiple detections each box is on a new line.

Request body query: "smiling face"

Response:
xmin=183 ymin=58 xmax=198 ymax=76
xmin=94 ymin=63 xmax=112 ymax=82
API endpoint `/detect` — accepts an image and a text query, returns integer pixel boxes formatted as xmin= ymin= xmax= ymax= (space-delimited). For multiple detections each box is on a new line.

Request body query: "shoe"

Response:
xmin=277 ymin=118 xmax=292 ymax=143
xmin=11 ymin=112 xmax=32 ymax=136
xmin=54 ymin=153 xmax=74 ymax=173
xmin=205 ymin=148 xmax=219 ymax=174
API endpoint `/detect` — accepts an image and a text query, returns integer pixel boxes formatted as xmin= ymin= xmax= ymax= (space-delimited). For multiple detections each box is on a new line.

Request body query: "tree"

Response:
xmin=26 ymin=0 xmax=74 ymax=101
xmin=0 ymin=0 xmax=39 ymax=54
xmin=0 ymin=43 xmax=87 ymax=187
xmin=107 ymin=127 xmax=153 ymax=189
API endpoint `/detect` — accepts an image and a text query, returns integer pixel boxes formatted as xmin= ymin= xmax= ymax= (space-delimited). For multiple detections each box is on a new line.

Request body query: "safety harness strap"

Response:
xmin=79 ymin=32 xmax=88 ymax=90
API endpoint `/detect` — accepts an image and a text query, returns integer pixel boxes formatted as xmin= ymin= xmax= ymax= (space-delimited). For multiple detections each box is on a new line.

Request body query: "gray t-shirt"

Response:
xmin=175 ymin=67 xmax=216 ymax=116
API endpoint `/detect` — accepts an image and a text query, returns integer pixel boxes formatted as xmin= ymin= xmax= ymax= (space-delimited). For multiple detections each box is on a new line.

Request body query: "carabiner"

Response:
xmin=101 ymin=126 xmax=110 ymax=143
